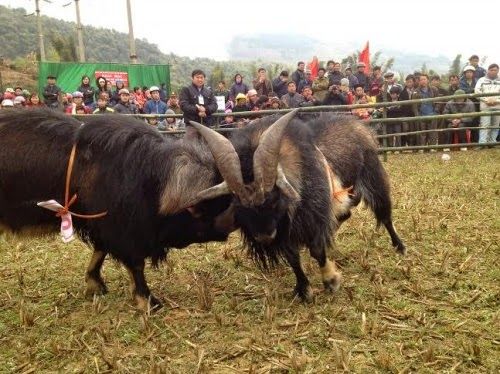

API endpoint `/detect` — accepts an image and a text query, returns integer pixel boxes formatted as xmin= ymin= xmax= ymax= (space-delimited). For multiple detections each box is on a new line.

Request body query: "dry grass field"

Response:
xmin=0 ymin=150 xmax=499 ymax=373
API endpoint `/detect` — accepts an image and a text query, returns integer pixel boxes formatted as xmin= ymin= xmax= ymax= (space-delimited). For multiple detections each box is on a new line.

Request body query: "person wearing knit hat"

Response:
xmin=220 ymin=108 xmax=235 ymax=128
xmin=442 ymin=88 xmax=476 ymax=147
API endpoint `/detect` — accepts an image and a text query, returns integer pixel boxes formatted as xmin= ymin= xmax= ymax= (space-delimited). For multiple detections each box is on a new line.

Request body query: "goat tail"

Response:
xmin=357 ymin=151 xmax=393 ymax=227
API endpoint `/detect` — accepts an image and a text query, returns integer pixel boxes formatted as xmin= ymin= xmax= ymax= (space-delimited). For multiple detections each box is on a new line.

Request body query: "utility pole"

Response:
xmin=74 ymin=0 xmax=86 ymax=62
xmin=126 ymin=0 xmax=138 ymax=64
xmin=35 ymin=0 xmax=46 ymax=61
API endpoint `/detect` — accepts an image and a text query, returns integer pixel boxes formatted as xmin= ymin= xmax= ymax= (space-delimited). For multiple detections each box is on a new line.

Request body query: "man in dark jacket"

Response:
xmin=272 ymin=71 xmax=289 ymax=98
xmin=42 ymin=75 xmax=61 ymax=109
xmin=252 ymin=68 xmax=272 ymax=96
xmin=281 ymin=81 xmax=304 ymax=108
xmin=399 ymin=75 xmax=416 ymax=146
xmin=443 ymin=89 xmax=475 ymax=146
xmin=291 ymin=61 xmax=306 ymax=87
xmin=354 ymin=62 xmax=370 ymax=91
xmin=113 ymin=89 xmax=137 ymax=114
xmin=323 ymin=84 xmax=347 ymax=107
xmin=179 ymin=69 xmax=218 ymax=128
xmin=328 ymin=62 xmax=344 ymax=86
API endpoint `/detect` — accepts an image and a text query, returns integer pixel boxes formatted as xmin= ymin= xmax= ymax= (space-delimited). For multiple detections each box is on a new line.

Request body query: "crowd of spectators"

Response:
xmin=1 ymin=54 xmax=498 ymax=146
xmin=0 ymin=75 xmax=183 ymax=131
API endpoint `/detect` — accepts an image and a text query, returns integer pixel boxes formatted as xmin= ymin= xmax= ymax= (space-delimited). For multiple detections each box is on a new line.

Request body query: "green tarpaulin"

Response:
xmin=38 ymin=62 xmax=170 ymax=94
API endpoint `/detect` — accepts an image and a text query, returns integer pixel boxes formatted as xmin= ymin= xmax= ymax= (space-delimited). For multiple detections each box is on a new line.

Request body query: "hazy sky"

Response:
xmin=2 ymin=0 xmax=499 ymax=65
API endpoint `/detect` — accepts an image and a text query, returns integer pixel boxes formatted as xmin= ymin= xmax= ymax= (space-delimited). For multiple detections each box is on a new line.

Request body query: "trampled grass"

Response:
xmin=0 ymin=149 xmax=499 ymax=373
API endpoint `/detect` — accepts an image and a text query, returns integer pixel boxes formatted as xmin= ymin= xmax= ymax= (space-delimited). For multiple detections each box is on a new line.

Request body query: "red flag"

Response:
xmin=307 ymin=56 xmax=319 ymax=79
xmin=358 ymin=42 xmax=370 ymax=75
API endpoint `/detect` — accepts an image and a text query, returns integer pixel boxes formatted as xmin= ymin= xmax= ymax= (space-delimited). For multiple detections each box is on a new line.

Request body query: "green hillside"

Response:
xmin=0 ymin=5 xmax=289 ymax=91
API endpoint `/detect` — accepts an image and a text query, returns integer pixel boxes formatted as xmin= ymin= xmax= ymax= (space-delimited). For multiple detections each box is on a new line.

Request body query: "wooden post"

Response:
xmin=74 ymin=0 xmax=85 ymax=62
xmin=126 ymin=0 xmax=138 ymax=64
xmin=35 ymin=0 xmax=46 ymax=61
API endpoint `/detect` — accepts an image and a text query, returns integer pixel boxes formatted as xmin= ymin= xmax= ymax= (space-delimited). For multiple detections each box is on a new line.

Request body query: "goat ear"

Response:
xmin=175 ymin=181 xmax=232 ymax=213
xmin=214 ymin=203 xmax=238 ymax=234
xmin=276 ymin=164 xmax=300 ymax=201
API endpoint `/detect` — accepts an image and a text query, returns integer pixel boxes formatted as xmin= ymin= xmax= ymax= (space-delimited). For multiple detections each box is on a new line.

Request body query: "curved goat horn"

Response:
xmin=189 ymin=121 xmax=245 ymax=197
xmin=253 ymin=109 xmax=298 ymax=193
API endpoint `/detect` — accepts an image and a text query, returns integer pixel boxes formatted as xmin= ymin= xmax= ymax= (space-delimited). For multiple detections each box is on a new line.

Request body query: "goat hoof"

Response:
xmin=85 ymin=277 xmax=108 ymax=298
xmin=395 ymin=243 xmax=407 ymax=256
xmin=295 ymin=285 xmax=314 ymax=303
xmin=135 ymin=293 xmax=163 ymax=312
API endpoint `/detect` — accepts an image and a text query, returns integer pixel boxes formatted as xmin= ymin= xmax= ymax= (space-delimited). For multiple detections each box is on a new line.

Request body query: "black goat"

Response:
xmin=0 ymin=109 xmax=232 ymax=310
xmin=189 ymin=111 xmax=405 ymax=301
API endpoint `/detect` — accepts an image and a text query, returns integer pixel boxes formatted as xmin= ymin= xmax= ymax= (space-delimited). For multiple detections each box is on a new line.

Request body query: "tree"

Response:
xmin=449 ymin=54 xmax=462 ymax=76
xmin=371 ymin=51 xmax=382 ymax=68
xmin=208 ymin=63 xmax=224 ymax=89
xmin=48 ymin=33 xmax=78 ymax=62
xmin=382 ymin=57 xmax=395 ymax=73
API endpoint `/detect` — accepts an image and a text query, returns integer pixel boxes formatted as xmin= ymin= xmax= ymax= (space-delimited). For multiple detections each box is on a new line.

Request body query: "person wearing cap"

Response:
xmin=233 ymin=93 xmax=250 ymax=114
xmin=179 ymin=69 xmax=218 ymax=129
xmin=144 ymin=86 xmax=167 ymax=115
xmin=110 ymin=80 xmax=126 ymax=106
xmin=272 ymin=71 xmax=289 ymax=99
xmin=298 ymin=69 xmax=314 ymax=95
xmin=475 ymin=63 xmax=500 ymax=144
xmin=354 ymin=62 xmax=370 ymax=91
xmin=253 ymin=68 xmax=272 ymax=97
xmin=167 ymin=92 xmax=183 ymax=116
xmin=312 ymin=68 xmax=330 ymax=102
xmin=65 ymin=91 xmax=91 ymax=115
xmin=1 ymin=99 xmax=14 ymax=108
xmin=42 ymin=75 xmax=61 ymax=109
xmin=265 ymin=95 xmax=286 ymax=110
xmin=161 ymin=108 xmax=180 ymax=131
xmin=220 ymin=109 xmax=235 ymax=128
xmin=246 ymin=89 xmax=262 ymax=111
xmin=339 ymin=78 xmax=354 ymax=105
xmin=468 ymin=55 xmax=486 ymax=80
xmin=442 ymin=89 xmax=475 ymax=147
xmin=93 ymin=93 xmax=115 ymax=114
xmin=229 ymin=73 xmax=249 ymax=102
xmin=368 ymin=66 xmax=383 ymax=96
xmin=281 ymin=81 xmax=305 ymax=109
xmin=114 ymin=88 xmax=138 ymax=114
xmin=459 ymin=65 xmax=477 ymax=94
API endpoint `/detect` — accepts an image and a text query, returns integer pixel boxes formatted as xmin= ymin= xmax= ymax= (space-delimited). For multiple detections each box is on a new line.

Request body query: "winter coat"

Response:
xmin=179 ymin=84 xmax=218 ymax=126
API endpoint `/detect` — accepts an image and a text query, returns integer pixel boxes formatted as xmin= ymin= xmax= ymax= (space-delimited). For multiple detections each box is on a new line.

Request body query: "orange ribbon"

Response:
xmin=55 ymin=144 xmax=108 ymax=219
xmin=332 ymin=185 xmax=354 ymax=203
